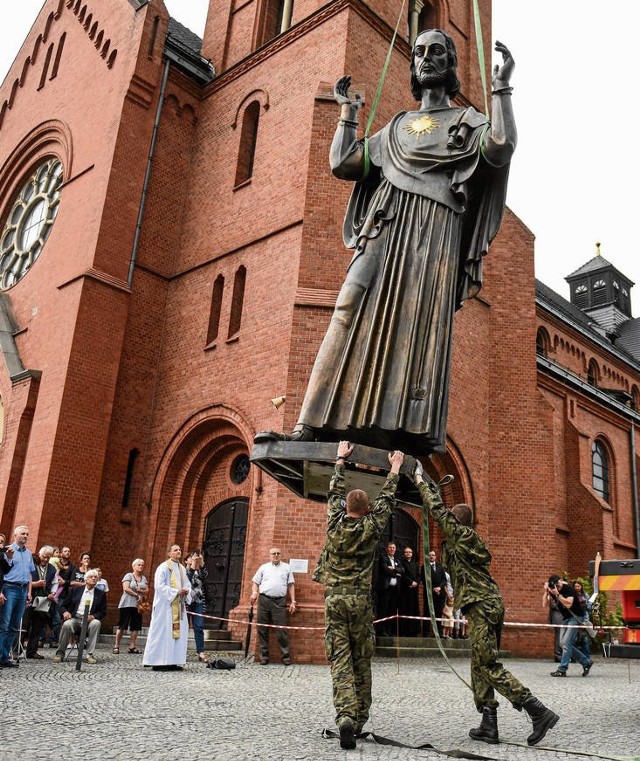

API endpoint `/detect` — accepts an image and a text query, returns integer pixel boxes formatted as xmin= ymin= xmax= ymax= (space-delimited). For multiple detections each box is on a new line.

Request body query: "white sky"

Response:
xmin=2 ymin=1 xmax=639 ymax=313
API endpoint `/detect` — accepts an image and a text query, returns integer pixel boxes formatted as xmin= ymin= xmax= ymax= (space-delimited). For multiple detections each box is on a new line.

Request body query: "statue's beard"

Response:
xmin=416 ymin=68 xmax=448 ymax=89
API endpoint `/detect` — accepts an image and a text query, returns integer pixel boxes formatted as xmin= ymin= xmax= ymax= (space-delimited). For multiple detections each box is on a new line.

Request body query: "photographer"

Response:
xmin=186 ymin=551 xmax=208 ymax=663
xmin=545 ymin=575 xmax=593 ymax=678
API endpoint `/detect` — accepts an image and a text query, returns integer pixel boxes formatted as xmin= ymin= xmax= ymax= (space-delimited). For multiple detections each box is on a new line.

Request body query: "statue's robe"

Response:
xmin=297 ymin=107 xmax=510 ymax=456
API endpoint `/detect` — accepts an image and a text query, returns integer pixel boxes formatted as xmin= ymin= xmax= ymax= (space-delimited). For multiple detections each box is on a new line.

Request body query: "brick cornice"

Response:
xmin=294 ymin=287 xmax=339 ymax=308
xmin=57 ymin=267 xmax=131 ymax=294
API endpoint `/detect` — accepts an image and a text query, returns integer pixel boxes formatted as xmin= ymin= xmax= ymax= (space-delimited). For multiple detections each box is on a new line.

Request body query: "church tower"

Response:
xmin=566 ymin=243 xmax=634 ymax=332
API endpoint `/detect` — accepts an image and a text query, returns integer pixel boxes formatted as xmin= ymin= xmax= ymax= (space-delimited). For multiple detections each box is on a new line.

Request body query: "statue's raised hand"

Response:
xmin=334 ymin=76 xmax=362 ymax=110
xmin=492 ymin=40 xmax=514 ymax=89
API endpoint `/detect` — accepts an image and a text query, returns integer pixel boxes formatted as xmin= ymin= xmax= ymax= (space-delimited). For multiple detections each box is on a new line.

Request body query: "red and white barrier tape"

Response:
xmin=187 ymin=609 xmax=628 ymax=632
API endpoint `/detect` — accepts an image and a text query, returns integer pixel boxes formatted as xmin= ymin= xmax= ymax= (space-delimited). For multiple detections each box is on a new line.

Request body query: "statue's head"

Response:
xmin=410 ymin=28 xmax=460 ymax=101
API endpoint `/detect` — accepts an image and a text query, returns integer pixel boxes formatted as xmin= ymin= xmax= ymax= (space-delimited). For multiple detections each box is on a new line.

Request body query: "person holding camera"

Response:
xmin=545 ymin=575 xmax=593 ymax=678
xmin=186 ymin=551 xmax=208 ymax=663
xmin=413 ymin=465 xmax=559 ymax=747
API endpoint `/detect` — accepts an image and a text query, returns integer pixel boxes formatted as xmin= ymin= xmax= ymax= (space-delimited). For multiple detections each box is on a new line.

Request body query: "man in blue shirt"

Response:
xmin=0 ymin=525 xmax=35 ymax=667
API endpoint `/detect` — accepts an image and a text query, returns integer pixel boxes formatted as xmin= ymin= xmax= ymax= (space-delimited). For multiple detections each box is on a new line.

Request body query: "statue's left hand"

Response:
xmin=492 ymin=40 xmax=514 ymax=89
xmin=334 ymin=76 xmax=362 ymax=110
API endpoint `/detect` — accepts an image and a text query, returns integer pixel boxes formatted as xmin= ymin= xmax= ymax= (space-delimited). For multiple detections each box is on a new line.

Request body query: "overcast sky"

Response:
xmin=2 ymin=1 xmax=639 ymax=312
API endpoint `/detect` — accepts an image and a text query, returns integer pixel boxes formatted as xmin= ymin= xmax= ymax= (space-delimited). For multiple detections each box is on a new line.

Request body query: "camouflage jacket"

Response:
xmin=313 ymin=462 xmax=399 ymax=588
xmin=418 ymin=481 xmax=501 ymax=611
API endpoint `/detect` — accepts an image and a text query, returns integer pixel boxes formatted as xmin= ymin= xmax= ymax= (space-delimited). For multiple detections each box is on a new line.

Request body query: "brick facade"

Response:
xmin=0 ymin=0 xmax=637 ymax=662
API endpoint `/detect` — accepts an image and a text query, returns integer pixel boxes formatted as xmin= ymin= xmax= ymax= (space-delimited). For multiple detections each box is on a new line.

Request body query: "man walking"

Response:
xmin=413 ymin=463 xmax=559 ymax=746
xmin=0 ymin=525 xmax=35 ymax=667
xmin=545 ymin=575 xmax=593 ymax=678
xmin=250 ymin=548 xmax=296 ymax=665
xmin=315 ymin=441 xmax=403 ymax=749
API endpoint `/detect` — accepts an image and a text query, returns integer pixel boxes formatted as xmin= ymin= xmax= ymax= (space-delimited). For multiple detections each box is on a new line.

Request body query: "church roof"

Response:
xmin=167 ymin=18 xmax=203 ymax=56
xmin=617 ymin=318 xmax=640 ymax=359
xmin=565 ymin=255 xmax=615 ymax=279
xmin=165 ymin=18 xmax=215 ymax=84
xmin=535 ymin=279 xmax=640 ymax=368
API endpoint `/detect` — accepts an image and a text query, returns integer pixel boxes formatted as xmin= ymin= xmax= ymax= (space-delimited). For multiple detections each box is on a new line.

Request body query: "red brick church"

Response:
xmin=0 ymin=0 xmax=638 ymax=659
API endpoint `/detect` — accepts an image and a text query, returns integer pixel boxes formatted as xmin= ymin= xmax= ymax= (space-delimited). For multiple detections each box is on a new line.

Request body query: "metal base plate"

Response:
xmin=250 ymin=440 xmax=423 ymax=506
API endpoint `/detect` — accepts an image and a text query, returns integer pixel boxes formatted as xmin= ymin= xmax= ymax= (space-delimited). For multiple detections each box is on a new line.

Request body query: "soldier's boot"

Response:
xmin=338 ymin=718 xmax=356 ymax=750
xmin=522 ymin=696 xmax=559 ymax=746
xmin=468 ymin=707 xmax=499 ymax=744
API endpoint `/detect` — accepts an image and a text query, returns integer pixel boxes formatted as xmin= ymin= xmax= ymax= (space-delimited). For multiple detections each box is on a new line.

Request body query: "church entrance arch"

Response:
xmin=203 ymin=498 xmax=248 ymax=630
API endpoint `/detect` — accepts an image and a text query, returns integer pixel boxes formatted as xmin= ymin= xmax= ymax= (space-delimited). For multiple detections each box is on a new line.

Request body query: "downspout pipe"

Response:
xmin=631 ymin=422 xmax=640 ymax=555
xmin=127 ymin=57 xmax=170 ymax=287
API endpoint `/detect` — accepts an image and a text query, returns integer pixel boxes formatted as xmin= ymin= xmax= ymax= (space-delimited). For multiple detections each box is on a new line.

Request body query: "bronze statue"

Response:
xmin=257 ymin=30 xmax=516 ymax=456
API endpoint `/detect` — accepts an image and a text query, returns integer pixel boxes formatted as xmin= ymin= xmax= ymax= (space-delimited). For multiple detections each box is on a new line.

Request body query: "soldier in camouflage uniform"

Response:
xmin=314 ymin=441 xmax=404 ymax=750
xmin=413 ymin=461 xmax=560 ymax=747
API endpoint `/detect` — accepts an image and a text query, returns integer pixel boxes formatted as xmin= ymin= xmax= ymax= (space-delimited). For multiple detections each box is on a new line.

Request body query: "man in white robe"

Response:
xmin=143 ymin=544 xmax=192 ymax=670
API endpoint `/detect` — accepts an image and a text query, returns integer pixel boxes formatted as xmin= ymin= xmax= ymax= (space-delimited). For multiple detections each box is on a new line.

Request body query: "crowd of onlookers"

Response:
xmin=374 ymin=540 xmax=467 ymax=639
xmin=0 ymin=526 xmax=210 ymax=666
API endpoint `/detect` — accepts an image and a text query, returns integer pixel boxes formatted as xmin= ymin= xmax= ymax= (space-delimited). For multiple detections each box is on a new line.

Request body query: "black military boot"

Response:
xmin=522 ymin=696 xmax=559 ymax=746
xmin=338 ymin=718 xmax=356 ymax=750
xmin=468 ymin=706 xmax=499 ymax=744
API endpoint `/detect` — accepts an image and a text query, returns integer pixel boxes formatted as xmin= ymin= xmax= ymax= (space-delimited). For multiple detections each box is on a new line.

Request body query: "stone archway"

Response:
xmin=147 ymin=405 xmax=254 ymax=576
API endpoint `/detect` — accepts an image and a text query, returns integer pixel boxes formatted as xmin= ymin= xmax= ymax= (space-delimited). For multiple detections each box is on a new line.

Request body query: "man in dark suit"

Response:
xmin=376 ymin=542 xmax=403 ymax=636
xmin=53 ymin=568 xmax=107 ymax=664
xmin=423 ymin=549 xmax=447 ymax=637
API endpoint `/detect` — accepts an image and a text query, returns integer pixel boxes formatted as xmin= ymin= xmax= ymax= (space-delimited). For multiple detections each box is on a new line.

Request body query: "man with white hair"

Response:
xmin=53 ymin=568 xmax=107 ymax=664
xmin=24 ymin=545 xmax=58 ymax=659
xmin=0 ymin=525 xmax=35 ymax=668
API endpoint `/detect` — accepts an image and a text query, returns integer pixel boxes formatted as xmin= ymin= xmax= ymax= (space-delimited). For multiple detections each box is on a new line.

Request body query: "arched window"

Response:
xmin=256 ymin=0 xmax=293 ymax=47
xmin=592 ymin=278 xmax=607 ymax=306
xmin=408 ymin=0 xmax=438 ymax=45
xmin=574 ymin=283 xmax=588 ymax=308
xmin=207 ymin=275 xmax=224 ymax=345
xmin=228 ymin=266 xmax=246 ymax=338
xmin=235 ymin=101 xmax=260 ymax=186
xmin=122 ymin=448 xmax=139 ymax=508
xmin=592 ymin=439 xmax=610 ymax=502
xmin=536 ymin=327 xmax=550 ymax=358
xmin=587 ymin=359 xmax=599 ymax=387
xmin=632 ymin=384 xmax=640 ymax=411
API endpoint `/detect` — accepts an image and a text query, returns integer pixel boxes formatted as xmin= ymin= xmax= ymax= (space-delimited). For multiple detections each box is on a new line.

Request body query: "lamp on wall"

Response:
xmin=270 ymin=395 xmax=286 ymax=410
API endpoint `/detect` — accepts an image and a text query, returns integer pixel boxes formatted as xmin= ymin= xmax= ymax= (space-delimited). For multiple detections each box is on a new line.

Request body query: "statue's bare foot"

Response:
xmin=254 ymin=425 xmax=315 ymax=444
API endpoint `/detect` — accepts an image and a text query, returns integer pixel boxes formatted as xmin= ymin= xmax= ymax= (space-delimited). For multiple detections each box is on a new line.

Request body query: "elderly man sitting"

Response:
xmin=53 ymin=568 xmax=107 ymax=664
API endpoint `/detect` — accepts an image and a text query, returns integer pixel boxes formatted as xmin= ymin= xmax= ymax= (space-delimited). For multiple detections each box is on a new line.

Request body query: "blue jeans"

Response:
xmin=559 ymin=618 xmax=591 ymax=671
xmin=0 ymin=584 xmax=28 ymax=661
xmin=188 ymin=601 xmax=205 ymax=653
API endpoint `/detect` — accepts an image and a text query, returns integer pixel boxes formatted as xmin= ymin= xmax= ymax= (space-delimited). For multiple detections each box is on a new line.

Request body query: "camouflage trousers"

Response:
xmin=324 ymin=592 xmax=375 ymax=729
xmin=466 ymin=599 xmax=531 ymax=712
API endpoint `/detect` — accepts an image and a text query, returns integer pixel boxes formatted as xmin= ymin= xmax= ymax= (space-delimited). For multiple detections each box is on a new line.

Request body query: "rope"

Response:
xmin=361 ymin=0 xmax=407 ymax=179
xmin=471 ymin=0 xmax=489 ymax=116
xmin=421 ymin=492 xmax=473 ymax=691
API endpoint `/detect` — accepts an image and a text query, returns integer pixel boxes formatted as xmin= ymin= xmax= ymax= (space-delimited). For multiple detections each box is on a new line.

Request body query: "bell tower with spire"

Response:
xmin=565 ymin=242 xmax=634 ymax=331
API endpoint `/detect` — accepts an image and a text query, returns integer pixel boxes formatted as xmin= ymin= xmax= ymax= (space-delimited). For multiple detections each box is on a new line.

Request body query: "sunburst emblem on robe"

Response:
xmin=405 ymin=114 xmax=440 ymax=137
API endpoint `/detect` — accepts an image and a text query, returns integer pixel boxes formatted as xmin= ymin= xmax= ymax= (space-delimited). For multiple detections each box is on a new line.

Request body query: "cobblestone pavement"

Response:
xmin=1 ymin=648 xmax=638 ymax=760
